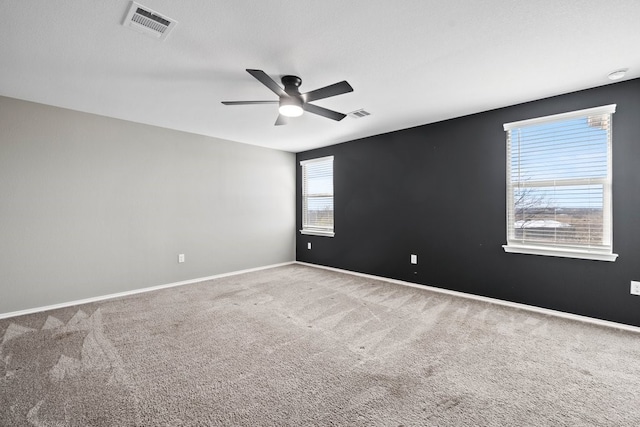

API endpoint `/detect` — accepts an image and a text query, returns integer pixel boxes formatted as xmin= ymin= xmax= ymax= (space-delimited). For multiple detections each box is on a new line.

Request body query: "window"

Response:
xmin=300 ymin=156 xmax=334 ymax=237
xmin=503 ymin=104 xmax=617 ymax=261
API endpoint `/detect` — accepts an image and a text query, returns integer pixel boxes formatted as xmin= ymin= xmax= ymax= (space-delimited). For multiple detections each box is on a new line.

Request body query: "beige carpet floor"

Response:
xmin=1 ymin=264 xmax=639 ymax=426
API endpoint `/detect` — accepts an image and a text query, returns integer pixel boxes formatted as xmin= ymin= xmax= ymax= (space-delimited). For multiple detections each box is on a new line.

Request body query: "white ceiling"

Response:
xmin=1 ymin=1 xmax=639 ymax=153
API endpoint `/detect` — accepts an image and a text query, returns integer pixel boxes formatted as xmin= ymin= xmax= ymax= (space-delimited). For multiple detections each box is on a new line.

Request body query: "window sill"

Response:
xmin=502 ymin=244 xmax=618 ymax=262
xmin=300 ymin=229 xmax=334 ymax=237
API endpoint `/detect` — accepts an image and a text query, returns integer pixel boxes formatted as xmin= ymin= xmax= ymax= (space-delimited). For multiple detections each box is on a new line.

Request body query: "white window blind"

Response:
xmin=503 ymin=104 xmax=617 ymax=261
xmin=300 ymin=156 xmax=334 ymax=237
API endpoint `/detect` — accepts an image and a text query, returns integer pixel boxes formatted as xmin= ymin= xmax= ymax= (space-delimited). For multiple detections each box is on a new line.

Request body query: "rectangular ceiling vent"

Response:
xmin=348 ymin=109 xmax=371 ymax=119
xmin=123 ymin=2 xmax=177 ymax=40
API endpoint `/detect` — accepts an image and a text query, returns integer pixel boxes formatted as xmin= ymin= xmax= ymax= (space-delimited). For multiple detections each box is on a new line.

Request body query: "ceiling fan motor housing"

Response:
xmin=279 ymin=75 xmax=304 ymax=116
xmin=281 ymin=75 xmax=302 ymax=95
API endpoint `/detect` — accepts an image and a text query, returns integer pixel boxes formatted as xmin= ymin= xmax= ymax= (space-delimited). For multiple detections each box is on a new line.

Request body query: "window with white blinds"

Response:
xmin=503 ymin=104 xmax=617 ymax=261
xmin=300 ymin=156 xmax=334 ymax=237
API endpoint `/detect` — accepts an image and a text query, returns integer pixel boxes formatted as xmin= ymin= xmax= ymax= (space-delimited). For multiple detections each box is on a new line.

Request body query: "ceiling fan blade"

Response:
xmin=274 ymin=115 xmax=288 ymax=126
xmin=303 ymin=103 xmax=347 ymax=121
xmin=246 ymin=69 xmax=287 ymax=97
xmin=221 ymin=101 xmax=278 ymax=105
xmin=304 ymin=81 xmax=353 ymax=102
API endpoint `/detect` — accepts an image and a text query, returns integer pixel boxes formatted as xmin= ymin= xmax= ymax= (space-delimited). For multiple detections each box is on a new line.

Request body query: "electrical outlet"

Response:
xmin=178 ymin=254 xmax=185 ymax=263
xmin=410 ymin=254 xmax=417 ymax=265
xmin=307 ymin=242 xmax=312 ymax=250
xmin=631 ymin=281 xmax=640 ymax=296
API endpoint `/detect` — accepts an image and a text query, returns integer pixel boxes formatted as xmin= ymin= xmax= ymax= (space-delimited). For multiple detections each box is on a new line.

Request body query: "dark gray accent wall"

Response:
xmin=297 ymin=78 xmax=640 ymax=327
xmin=0 ymin=96 xmax=295 ymax=315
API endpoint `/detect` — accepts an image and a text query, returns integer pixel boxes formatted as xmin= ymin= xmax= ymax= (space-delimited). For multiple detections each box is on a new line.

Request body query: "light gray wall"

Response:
xmin=0 ymin=96 xmax=295 ymax=314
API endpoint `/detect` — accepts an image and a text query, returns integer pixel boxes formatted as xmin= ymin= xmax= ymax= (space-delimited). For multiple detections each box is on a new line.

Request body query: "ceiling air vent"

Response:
xmin=123 ymin=2 xmax=177 ymax=40
xmin=348 ymin=109 xmax=371 ymax=119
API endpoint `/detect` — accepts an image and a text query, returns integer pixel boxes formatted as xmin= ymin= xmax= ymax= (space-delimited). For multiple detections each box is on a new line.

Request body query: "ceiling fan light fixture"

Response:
xmin=279 ymin=105 xmax=303 ymax=117
xmin=279 ymin=98 xmax=304 ymax=117
xmin=222 ymin=69 xmax=353 ymax=125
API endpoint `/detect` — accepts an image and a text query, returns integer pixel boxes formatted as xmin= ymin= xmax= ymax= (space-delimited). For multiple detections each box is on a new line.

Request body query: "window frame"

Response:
xmin=300 ymin=155 xmax=335 ymax=237
xmin=502 ymin=104 xmax=618 ymax=262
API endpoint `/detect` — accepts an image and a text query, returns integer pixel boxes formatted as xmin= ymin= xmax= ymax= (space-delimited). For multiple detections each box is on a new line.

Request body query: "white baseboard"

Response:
xmin=5 ymin=260 xmax=637 ymax=334
xmin=0 ymin=261 xmax=295 ymax=320
xmin=296 ymin=261 xmax=640 ymax=334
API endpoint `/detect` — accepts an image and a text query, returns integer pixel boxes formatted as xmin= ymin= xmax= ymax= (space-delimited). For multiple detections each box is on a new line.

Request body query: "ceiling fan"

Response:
xmin=222 ymin=69 xmax=354 ymax=126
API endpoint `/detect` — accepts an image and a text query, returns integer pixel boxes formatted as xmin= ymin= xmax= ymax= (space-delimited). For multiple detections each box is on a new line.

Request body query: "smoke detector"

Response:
xmin=607 ymin=69 xmax=628 ymax=81
xmin=123 ymin=2 xmax=177 ymax=40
